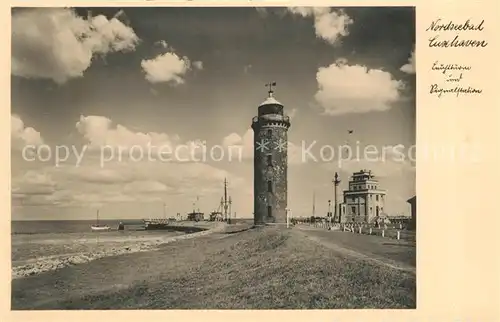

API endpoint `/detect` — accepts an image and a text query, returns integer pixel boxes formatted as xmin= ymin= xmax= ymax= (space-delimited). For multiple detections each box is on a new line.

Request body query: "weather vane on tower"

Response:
xmin=265 ymin=81 xmax=277 ymax=96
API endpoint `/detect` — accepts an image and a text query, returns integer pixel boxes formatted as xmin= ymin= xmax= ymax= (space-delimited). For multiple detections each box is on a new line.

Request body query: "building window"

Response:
xmin=267 ymin=180 xmax=273 ymax=193
xmin=267 ymin=155 xmax=272 ymax=166
xmin=351 ymin=206 xmax=356 ymax=214
xmin=267 ymin=129 xmax=272 ymax=137
xmin=370 ymin=207 xmax=372 ymax=214
xmin=267 ymin=206 xmax=272 ymax=217
xmin=376 ymin=195 xmax=379 ymax=201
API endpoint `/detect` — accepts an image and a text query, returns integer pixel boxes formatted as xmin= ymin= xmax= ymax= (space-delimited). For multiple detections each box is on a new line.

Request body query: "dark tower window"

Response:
xmin=351 ymin=206 xmax=356 ymax=214
xmin=267 ymin=180 xmax=273 ymax=192
xmin=267 ymin=206 xmax=272 ymax=218
xmin=267 ymin=129 xmax=272 ymax=137
xmin=267 ymin=154 xmax=272 ymax=166
xmin=376 ymin=195 xmax=379 ymax=201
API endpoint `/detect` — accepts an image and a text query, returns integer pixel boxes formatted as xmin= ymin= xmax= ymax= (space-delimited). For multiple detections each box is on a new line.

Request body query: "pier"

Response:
xmin=143 ymin=218 xmax=172 ymax=230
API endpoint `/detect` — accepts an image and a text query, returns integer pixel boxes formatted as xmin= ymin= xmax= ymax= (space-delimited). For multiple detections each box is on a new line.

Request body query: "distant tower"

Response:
xmin=252 ymin=82 xmax=291 ymax=225
xmin=333 ymin=172 xmax=342 ymax=222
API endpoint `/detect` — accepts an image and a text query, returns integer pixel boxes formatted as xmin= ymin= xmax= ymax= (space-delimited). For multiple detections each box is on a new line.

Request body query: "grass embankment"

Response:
xmin=12 ymin=226 xmax=415 ymax=309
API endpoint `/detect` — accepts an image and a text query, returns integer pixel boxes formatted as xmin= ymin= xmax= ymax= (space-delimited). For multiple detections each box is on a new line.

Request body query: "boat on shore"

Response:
xmin=90 ymin=210 xmax=111 ymax=232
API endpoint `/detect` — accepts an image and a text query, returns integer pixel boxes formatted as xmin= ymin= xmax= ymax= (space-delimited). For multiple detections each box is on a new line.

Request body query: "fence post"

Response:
xmin=382 ymin=230 xmax=385 ymax=238
xmin=369 ymin=227 xmax=372 ymax=235
xmin=397 ymin=231 xmax=400 ymax=240
xmin=359 ymin=226 xmax=362 ymax=234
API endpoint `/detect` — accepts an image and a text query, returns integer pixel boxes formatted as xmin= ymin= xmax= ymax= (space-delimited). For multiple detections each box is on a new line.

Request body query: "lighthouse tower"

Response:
xmin=252 ymin=82 xmax=291 ymax=225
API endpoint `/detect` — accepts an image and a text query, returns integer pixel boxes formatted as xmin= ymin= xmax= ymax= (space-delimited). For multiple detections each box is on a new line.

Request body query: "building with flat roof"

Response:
xmin=335 ymin=169 xmax=387 ymax=223
xmin=407 ymin=195 xmax=416 ymax=230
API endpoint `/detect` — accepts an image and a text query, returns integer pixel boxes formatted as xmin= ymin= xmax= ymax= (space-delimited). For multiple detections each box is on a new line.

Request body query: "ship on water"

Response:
xmin=90 ymin=210 xmax=111 ymax=232
xmin=142 ymin=178 xmax=233 ymax=229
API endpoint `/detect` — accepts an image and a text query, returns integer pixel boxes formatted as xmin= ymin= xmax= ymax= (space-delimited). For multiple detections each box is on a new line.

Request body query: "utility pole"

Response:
xmin=333 ymin=172 xmax=341 ymax=223
xmin=312 ymin=190 xmax=316 ymax=217
xmin=223 ymin=178 xmax=229 ymax=222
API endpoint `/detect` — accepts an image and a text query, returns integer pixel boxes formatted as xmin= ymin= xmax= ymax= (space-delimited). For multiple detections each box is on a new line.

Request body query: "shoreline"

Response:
xmin=12 ymin=222 xmax=227 ymax=279
xmin=12 ymin=226 xmax=415 ymax=309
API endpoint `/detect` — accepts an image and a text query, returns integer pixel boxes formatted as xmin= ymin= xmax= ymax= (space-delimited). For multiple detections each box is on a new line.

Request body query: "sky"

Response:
xmin=11 ymin=7 xmax=416 ymax=220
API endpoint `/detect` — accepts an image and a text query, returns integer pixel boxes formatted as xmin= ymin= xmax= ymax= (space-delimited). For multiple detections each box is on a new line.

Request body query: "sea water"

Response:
xmin=11 ymin=220 xmax=186 ymax=276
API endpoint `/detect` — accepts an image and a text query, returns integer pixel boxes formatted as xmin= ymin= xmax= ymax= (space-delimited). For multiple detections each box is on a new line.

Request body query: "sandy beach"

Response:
xmin=12 ymin=224 xmax=415 ymax=309
xmin=11 ymin=222 xmax=228 ymax=279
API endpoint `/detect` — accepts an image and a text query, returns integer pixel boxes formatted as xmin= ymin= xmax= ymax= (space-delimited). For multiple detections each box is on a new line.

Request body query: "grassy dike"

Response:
xmin=12 ymin=225 xmax=415 ymax=309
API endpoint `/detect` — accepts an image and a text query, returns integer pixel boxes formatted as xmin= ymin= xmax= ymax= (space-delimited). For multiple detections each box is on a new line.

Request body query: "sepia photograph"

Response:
xmin=11 ymin=6 xmax=416 ymax=309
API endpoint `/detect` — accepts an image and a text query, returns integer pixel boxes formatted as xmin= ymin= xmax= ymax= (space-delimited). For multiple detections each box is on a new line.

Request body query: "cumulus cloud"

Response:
xmin=141 ymin=53 xmax=191 ymax=85
xmin=76 ymin=115 xmax=176 ymax=149
xmin=222 ymin=129 xmax=254 ymax=160
xmin=287 ymin=7 xmax=353 ymax=45
xmin=11 ymin=114 xmax=44 ymax=149
xmin=11 ymin=171 xmax=57 ymax=203
xmin=141 ymin=41 xmax=203 ymax=84
xmin=193 ymin=61 xmax=203 ymax=70
xmin=12 ymin=153 xmax=242 ymax=209
xmin=11 ymin=8 xmax=139 ymax=84
xmin=400 ymin=49 xmax=416 ymax=74
xmin=315 ymin=59 xmax=404 ymax=115
xmin=75 ymin=115 xmax=211 ymax=163
xmin=12 ymin=115 xmax=248 ymax=214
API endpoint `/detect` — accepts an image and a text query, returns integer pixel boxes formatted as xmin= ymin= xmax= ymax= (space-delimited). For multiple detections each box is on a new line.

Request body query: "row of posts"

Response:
xmin=342 ymin=224 xmax=402 ymax=240
xmin=298 ymin=220 xmax=402 ymax=240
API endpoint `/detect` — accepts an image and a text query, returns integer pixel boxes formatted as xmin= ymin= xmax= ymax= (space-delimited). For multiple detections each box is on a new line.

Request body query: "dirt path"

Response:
xmin=294 ymin=226 xmax=416 ymax=274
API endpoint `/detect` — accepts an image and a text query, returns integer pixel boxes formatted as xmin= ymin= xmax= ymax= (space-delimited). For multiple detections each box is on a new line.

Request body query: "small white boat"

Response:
xmin=90 ymin=210 xmax=111 ymax=232
xmin=91 ymin=225 xmax=111 ymax=232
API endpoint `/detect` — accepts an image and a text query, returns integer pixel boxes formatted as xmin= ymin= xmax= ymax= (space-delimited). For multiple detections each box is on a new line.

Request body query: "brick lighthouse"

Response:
xmin=252 ymin=82 xmax=291 ymax=225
